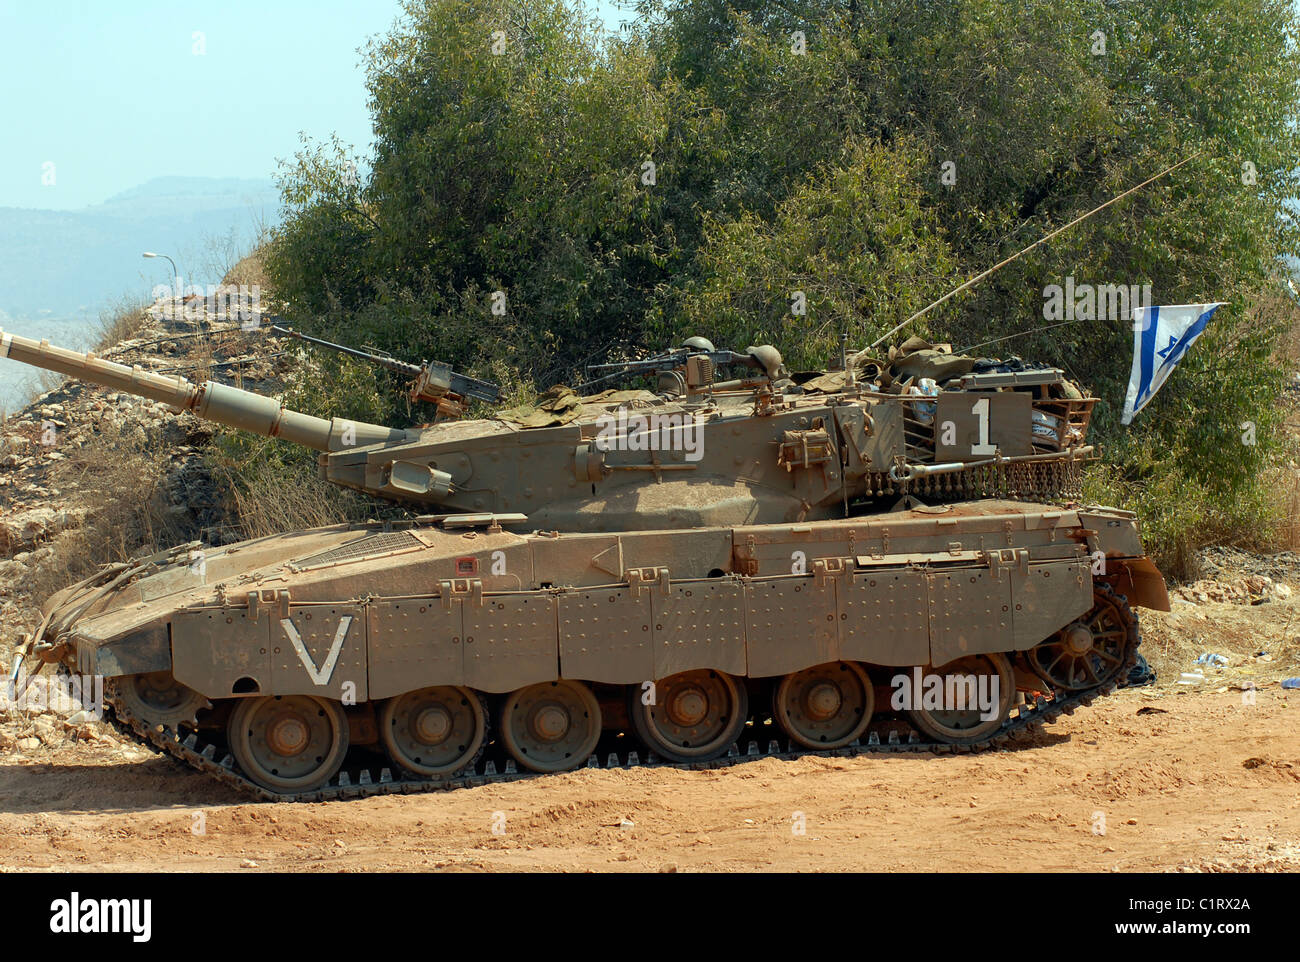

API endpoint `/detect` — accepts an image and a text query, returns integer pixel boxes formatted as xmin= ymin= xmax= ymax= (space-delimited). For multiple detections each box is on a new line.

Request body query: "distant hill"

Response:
xmin=0 ymin=176 xmax=280 ymax=319
xmin=0 ymin=176 xmax=281 ymax=413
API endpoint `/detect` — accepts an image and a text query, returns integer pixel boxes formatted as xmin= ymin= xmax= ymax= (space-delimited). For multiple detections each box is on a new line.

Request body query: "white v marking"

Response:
xmin=281 ymin=615 xmax=352 ymax=686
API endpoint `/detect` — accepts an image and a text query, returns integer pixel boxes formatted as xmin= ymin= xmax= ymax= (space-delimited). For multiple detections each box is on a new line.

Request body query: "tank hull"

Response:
xmin=35 ymin=500 xmax=1166 ymax=799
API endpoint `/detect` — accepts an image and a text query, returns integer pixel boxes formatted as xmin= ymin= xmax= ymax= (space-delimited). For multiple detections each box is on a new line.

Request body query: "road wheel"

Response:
xmin=228 ymin=695 xmax=349 ymax=793
xmin=629 ymin=669 xmax=748 ymax=762
xmin=380 ymin=686 xmax=488 ymax=778
xmin=906 ymin=652 xmax=1014 ymax=745
xmin=773 ymin=661 xmax=874 ymax=750
xmin=500 ymin=681 xmax=601 ymax=773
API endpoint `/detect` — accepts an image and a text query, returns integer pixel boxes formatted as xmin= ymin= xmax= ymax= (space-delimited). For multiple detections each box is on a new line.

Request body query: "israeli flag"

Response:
xmin=1121 ymin=303 xmax=1224 ymax=425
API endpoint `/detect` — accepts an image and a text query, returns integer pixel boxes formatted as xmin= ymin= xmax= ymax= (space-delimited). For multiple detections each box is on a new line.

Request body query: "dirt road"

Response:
xmin=0 ymin=688 xmax=1295 ymax=873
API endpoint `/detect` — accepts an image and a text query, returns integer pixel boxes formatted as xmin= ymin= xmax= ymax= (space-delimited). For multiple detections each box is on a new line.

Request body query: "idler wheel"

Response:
xmin=380 ymin=686 xmax=488 ymax=778
xmin=629 ymin=669 xmax=748 ymax=762
xmin=112 ymin=671 xmax=210 ymax=731
xmin=228 ymin=695 xmax=349 ymax=793
xmin=500 ymin=681 xmax=601 ymax=773
xmin=1028 ymin=585 xmax=1135 ymax=691
xmin=905 ymin=652 xmax=1014 ymax=745
xmin=773 ymin=661 xmax=874 ymax=749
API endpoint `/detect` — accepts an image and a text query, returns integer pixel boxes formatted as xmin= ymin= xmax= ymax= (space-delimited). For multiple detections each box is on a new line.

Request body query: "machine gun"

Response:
xmin=577 ymin=342 xmax=787 ymax=396
xmin=269 ymin=324 xmax=501 ymax=418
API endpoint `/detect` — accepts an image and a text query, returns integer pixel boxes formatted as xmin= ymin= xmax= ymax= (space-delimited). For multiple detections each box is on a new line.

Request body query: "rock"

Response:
xmin=17 ymin=737 xmax=40 ymax=751
xmin=0 ymin=507 xmax=58 ymax=552
xmin=1273 ymin=583 xmax=1293 ymax=601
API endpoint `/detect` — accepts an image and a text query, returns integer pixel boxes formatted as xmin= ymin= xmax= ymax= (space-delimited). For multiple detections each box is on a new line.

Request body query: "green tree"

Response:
xmin=260 ymin=0 xmax=1300 ymax=573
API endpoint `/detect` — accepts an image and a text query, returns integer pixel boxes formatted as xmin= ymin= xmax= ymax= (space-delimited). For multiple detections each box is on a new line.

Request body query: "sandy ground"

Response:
xmin=0 ymin=687 xmax=1295 ymax=873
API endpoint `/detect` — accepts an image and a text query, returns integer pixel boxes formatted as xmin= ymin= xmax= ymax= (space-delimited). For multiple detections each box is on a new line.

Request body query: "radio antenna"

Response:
xmin=868 ymin=152 xmax=1202 ymax=350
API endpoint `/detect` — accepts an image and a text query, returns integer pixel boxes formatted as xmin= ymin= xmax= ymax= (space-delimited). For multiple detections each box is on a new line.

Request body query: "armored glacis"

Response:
xmin=1 ymin=327 xmax=1167 ymax=800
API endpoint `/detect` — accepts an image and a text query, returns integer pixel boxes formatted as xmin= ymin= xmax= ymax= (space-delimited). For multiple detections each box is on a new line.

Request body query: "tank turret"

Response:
xmin=2 ymin=328 xmax=1097 ymax=531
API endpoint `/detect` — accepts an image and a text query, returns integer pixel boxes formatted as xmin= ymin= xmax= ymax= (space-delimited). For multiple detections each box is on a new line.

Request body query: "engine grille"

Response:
xmin=292 ymin=530 xmax=422 ymax=570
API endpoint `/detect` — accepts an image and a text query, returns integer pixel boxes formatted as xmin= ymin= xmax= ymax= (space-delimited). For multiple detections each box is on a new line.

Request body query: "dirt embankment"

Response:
xmin=0 ymin=300 xmax=296 ymax=753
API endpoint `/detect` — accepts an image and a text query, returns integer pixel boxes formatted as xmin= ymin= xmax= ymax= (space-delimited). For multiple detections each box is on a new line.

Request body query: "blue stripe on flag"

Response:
xmin=1135 ymin=305 xmax=1160 ymax=408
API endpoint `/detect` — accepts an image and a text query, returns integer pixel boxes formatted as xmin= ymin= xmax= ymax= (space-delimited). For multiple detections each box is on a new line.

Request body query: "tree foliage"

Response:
xmin=263 ymin=0 xmax=1300 ymax=573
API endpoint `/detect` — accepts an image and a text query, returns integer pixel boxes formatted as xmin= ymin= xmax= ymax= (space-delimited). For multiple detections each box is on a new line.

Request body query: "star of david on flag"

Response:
xmin=1121 ymin=303 xmax=1224 ymax=425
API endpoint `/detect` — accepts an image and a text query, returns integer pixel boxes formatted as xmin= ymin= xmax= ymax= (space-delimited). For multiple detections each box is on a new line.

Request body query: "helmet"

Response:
xmin=681 ymin=336 xmax=716 ymax=353
xmin=745 ymin=344 xmax=788 ymax=379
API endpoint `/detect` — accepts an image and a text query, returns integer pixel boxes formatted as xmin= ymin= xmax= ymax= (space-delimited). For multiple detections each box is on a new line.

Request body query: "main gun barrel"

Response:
xmin=0 ymin=329 xmax=409 ymax=452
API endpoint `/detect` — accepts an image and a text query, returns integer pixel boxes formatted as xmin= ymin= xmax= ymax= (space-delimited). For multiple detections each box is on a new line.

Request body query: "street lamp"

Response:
xmin=142 ymin=250 xmax=181 ymax=298
xmin=143 ymin=251 xmax=185 ymax=325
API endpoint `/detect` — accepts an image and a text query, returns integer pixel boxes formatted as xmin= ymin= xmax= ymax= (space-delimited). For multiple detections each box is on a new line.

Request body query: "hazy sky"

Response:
xmin=0 ymin=0 xmax=633 ymax=210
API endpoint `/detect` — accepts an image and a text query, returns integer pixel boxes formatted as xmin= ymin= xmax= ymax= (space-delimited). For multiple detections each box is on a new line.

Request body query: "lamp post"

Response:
xmin=142 ymin=251 xmax=181 ymax=316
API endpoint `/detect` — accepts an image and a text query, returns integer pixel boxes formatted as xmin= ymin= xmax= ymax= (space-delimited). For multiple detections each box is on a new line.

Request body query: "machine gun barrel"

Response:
xmin=578 ymin=349 xmax=760 ymax=393
xmin=583 ymin=350 xmax=688 ymax=375
xmin=270 ymin=325 xmax=500 ymax=404
xmin=271 ymin=326 xmax=422 ymax=378
xmin=0 ymin=328 xmax=409 ymax=453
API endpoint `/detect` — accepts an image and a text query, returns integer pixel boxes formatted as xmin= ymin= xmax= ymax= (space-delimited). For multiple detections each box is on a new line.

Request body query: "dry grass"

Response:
xmin=1140 ymin=599 xmax=1300 ymax=693
xmin=221 ymin=247 xmax=270 ymax=292
xmin=1263 ymin=287 xmax=1300 ymax=552
xmin=2 ymin=370 xmax=63 ymax=419
xmin=210 ymin=449 xmax=364 ymax=542
xmin=93 ymin=296 xmax=152 ymax=352
xmin=1269 ymin=465 xmax=1300 ymax=552
xmin=24 ymin=418 xmax=191 ymax=601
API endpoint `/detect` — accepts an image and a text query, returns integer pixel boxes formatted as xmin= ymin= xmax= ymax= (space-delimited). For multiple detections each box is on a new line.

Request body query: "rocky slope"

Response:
xmin=0 ymin=297 xmax=295 ymax=753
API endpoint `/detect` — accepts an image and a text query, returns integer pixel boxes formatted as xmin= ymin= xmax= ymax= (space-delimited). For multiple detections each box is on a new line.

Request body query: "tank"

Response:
xmin=1 ymin=326 xmax=1169 ymax=800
